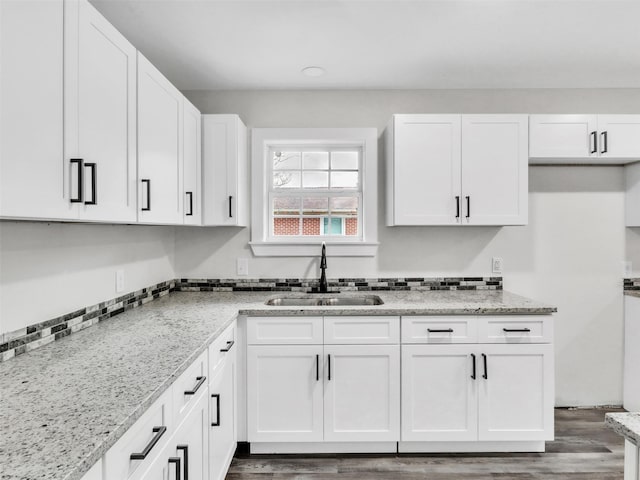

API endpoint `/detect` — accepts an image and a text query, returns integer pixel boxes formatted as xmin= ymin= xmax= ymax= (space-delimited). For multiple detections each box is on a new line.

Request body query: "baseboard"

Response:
xmin=398 ymin=440 xmax=546 ymax=453
xmin=250 ymin=442 xmax=398 ymax=454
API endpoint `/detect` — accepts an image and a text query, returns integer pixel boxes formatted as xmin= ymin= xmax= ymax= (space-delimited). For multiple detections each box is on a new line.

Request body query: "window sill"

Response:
xmin=249 ymin=241 xmax=379 ymax=257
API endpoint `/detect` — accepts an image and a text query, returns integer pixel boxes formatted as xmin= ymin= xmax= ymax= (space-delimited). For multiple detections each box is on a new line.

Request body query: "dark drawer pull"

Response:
xmin=186 ymin=191 xmax=193 ymax=216
xmin=177 ymin=445 xmax=189 ymax=480
xmin=601 ymin=131 xmax=608 ymax=154
xmin=130 ymin=426 xmax=166 ymax=460
xmin=590 ymin=130 xmax=598 ymax=154
xmin=70 ymin=158 xmax=84 ymax=203
xmin=220 ymin=340 xmax=235 ymax=352
xmin=503 ymin=328 xmax=531 ymax=333
xmin=168 ymin=457 xmax=181 ymax=480
xmin=455 ymin=196 xmax=460 ymax=218
xmin=428 ymin=328 xmax=454 ymax=333
xmin=228 ymin=195 xmax=233 ymax=218
xmin=141 ymin=179 xmax=151 ymax=211
xmin=84 ymin=162 xmax=97 ymax=205
xmin=184 ymin=376 xmax=206 ymax=395
xmin=316 ymin=354 xmax=319 ymax=382
xmin=482 ymin=353 xmax=488 ymax=380
xmin=211 ymin=393 xmax=220 ymax=426
xmin=471 ymin=353 xmax=476 ymax=380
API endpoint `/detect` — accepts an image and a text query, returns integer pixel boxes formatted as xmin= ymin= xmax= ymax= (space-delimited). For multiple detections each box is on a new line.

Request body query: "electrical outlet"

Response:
xmin=116 ymin=270 xmax=125 ymax=293
xmin=492 ymin=257 xmax=503 ymax=274
xmin=623 ymin=261 xmax=632 ymax=277
xmin=237 ymin=258 xmax=249 ymax=276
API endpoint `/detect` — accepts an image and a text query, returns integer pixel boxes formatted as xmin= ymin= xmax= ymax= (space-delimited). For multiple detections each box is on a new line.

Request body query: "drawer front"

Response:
xmin=478 ymin=316 xmax=553 ymax=344
xmin=324 ymin=316 xmax=399 ymax=344
xmin=247 ymin=316 xmax=323 ymax=345
xmin=209 ymin=321 xmax=237 ymax=378
xmin=401 ymin=316 xmax=478 ymax=344
xmin=172 ymin=349 xmax=208 ymax=425
xmin=104 ymin=387 xmax=173 ymax=480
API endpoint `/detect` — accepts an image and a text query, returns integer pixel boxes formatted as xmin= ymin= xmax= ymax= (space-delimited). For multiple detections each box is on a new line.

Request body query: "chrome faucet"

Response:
xmin=319 ymin=242 xmax=328 ymax=293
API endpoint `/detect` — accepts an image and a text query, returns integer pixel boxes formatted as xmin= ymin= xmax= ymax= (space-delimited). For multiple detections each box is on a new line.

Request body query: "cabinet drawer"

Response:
xmin=324 ymin=316 xmax=399 ymax=344
xmin=401 ymin=316 xmax=478 ymax=344
xmin=478 ymin=316 xmax=553 ymax=344
xmin=247 ymin=316 xmax=323 ymax=345
xmin=209 ymin=321 xmax=237 ymax=377
xmin=104 ymin=387 xmax=173 ymax=480
xmin=172 ymin=349 xmax=208 ymax=425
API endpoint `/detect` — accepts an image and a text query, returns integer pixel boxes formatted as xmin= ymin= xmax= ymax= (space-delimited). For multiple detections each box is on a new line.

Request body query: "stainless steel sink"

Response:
xmin=265 ymin=295 xmax=384 ymax=306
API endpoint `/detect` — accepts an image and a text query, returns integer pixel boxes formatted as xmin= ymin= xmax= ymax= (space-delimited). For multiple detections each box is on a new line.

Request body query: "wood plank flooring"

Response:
xmin=227 ymin=408 xmax=626 ymax=480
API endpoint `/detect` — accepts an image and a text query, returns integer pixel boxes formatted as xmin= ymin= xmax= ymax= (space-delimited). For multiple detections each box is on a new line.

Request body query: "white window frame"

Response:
xmin=250 ymin=128 xmax=379 ymax=257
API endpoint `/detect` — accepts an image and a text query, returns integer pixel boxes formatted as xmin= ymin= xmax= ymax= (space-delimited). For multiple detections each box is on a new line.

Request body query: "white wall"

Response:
xmin=178 ymin=88 xmax=640 ymax=406
xmin=0 ymin=222 xmax=176 ymax=335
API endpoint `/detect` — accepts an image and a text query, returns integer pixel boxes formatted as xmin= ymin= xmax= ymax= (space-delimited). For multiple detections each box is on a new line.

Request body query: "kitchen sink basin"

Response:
xmin=265 ymin=295 xmax=384 ymax=306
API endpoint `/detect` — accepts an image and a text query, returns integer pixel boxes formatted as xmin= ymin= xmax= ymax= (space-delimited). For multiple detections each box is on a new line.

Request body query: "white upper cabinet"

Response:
xmin=461 ymin=115 xmax=528 ymax=226
xmin=66 ymin=0 xmax=138 ymax=222
xmin=202 ymin=115 xmax=249 ymax=226
xmin=137 ymin=52 xmax=184 ymax=225
xmin=386 ymin=114 xmax=528 ymax=226
xmin=530 ymin=114 xmax=640 ymax=164
xmin=1 ymin=0 xmax=71 ymax=220
xmin=183 ymin=99 xmax=202 ymax=225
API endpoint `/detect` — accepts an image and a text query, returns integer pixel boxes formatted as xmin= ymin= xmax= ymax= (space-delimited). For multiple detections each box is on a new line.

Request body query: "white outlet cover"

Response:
xmin=237 ymin=258 xmax=249 ymax=276
xmin=623 ymin=261 xmax=632 ymax=277
xmin=116 ymin=270 xmax=125 ymax=293
xmin=492 ymin=257 xmax=503 ymax=274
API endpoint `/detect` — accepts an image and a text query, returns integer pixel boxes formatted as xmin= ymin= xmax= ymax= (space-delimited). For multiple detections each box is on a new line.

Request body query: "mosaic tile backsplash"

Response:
xmin=625 ymin=278 xmax=640 ymax=291
xmin=2 ymin=276 xmax=502 ymax=362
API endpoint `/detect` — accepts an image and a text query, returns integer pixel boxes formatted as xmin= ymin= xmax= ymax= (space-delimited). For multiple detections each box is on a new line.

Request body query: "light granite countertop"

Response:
xmin=625 ymin=290 xmax=640 ymax=298
xmin=0 ymin=289 xmax=555 ymax=480
xmin=606 ymin=412 xmax=640 ymax=445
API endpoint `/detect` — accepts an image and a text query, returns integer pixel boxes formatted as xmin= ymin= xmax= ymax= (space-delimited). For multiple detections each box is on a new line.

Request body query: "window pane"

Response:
xmin=303 ymin=171 xmax=329 ymax=189
xmin=273 ymin=196 xmax=300 ymax=215
xmin=303 ymin=152 xmax=329 ymax=169
xmin=323 ymin=217 xmax=344 ymax=235
xmin=344 ymin=217 xmax=358 ymax=236
xmin=273 ymin=171 xmax=301 ymax=188
xmin=330 ymin=196 xmax=358 ymax=216
xmin=302 ymin=197 xmax=328 ymax=216
xmin=273 ymin=217 xmax=300 ymax=236
xmin=330 ymin=171 xmax=358 ymax=189
xmin=273 ymin=151 xmax=301 ymax=170
xmin=331 ymin=151 xmax=358 ymax=170
xmin=302 ymin=217 xmax=321 ymax=236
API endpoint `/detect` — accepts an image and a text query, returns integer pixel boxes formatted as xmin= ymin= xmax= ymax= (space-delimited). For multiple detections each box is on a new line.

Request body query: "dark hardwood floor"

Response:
xmin=227 ymin=408 xmax=625 ymax=480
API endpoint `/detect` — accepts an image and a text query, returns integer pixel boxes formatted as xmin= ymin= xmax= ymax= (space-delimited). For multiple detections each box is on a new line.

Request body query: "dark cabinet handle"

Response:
xmin=184 ymin=376 xmax=206 ymax=395
xmin=141 ymin=179 xmax=151 ymax=211
xmin=327 ymin=354 xmax=331 ymax=381
xmin=590 ymin=131 xmax=598 ymax=154
xmin=471 ymin=353 xmax=476 ymax=380
xmin=228 ymin=195 xmax=233 ymax=218
xmin=316 ymin=354 xmax=319 ymax=381
xmin=427 ymin=328 xmax=454 ymax=333
xmin=130 ymin=426 xmax=166 ymax=460
xmin=601 ymin=131 xmax=608 ymax=154
xmin=186 ymin=191 xmax=193 ymax=216
xmin=211 ymin=393 xmax=220 ymax=426
xmin=168 ymin=457 xmax=181 ymax=480
xmin=70 ymin=158 xmax=84 ymax=203
xmin=84 ymin=163 xmax=97 ymax=205
xmin=176 ymin=445 xmax=189 ymax=480
xmin=482 ymin=353 xmax=488 ymax=379
xmin=465 ymin=196 xmax=470 ymax=218
xmin=455 ymin=196 xmax=460 ymax=219
xmin=220 ymin=340 xmax=234 ymax=352
xmin=503 ymin=328 xmax=531 ymax=333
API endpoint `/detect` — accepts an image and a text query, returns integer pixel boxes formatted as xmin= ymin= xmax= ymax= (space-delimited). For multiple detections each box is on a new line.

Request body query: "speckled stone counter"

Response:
xmin=0 ymin=289 xmax=555 ymax=480
xmin=625 ymin=290 xmax=640 ymax=298
xmin=606 ymin=412 xmax=640 ymax=445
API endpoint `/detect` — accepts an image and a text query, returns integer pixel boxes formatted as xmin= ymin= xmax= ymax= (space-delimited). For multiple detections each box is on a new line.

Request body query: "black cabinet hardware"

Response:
xmin=427 ymin=328 xmax=454 ymax=333
xmin=168 ymin=457 xmax=181 ymax=480
xmin=211 ymin=393 xmax=220 ymax=426
xmin=220 ymin=340 xmax=235 ymax=352
xmin=177 ymin=445 xmax=189 ymax=480
xmin=141 ymin=179 xmax=151 ymax=211
xmin=130 ymin=426 xmax=166 ymax=460
xmin=186 ymin=191 xmax=193 ymax=216
xmin=327 ymin=354 xmax=331 ymax=381
xmin=228 ymin=195 xmax=233 ymax=218
xmin=482 ymin=353 xmax=488 ymax=379
xmin=590 ymin=131 xmax=598 ymax=154
xmin=465 ymin=196 xmax=470 ymax=218
xmin=471 ymin=353 xmax=476 ymax=380
xmin=601 ymin=131 xmax=608 ymax=154
xmin=84 ymin=163 xmax=97 ymax=205
xmin=316 ymin=354 xmax=319 ymax=381
xmin=455 ymin=196 xmax=460 ymax=218
xmin=70 ymin=159 xmax=83 ymax=203
xmin=503 ymin=328 xmax=531 ymax=333
xmin=184 ymin=376 xmax=206 ymax=395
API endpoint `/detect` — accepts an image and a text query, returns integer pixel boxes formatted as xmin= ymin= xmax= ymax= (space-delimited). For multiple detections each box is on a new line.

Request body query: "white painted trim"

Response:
xmin=250 ymin=441 xmax=397 ymax=454
xmin=398 ymin=441 xmax=546 ymax=453
xmin=249 ymin=241 xmax=379 ymax=257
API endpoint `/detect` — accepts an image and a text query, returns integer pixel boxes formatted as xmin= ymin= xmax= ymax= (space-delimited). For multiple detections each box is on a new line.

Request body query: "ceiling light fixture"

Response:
xmin=301 ymin=66 xmax=326 ymax=77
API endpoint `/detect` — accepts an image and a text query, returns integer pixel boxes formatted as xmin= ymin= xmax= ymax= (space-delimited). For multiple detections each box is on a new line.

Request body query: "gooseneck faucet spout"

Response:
xmin=319 ymin=242 xmax=328 ymax=293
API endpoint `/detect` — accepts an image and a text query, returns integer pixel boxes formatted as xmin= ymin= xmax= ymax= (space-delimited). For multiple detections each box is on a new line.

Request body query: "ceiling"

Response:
xmin=90 ymin=0 xmax=640 ymax=90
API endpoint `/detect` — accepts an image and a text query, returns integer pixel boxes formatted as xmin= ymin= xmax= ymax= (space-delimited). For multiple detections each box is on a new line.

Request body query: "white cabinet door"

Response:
xmin=389 ymin=115 xmax=461 ymax=225
xmin=478 ymin=344 xmax=554 ymax=442
xmin=0 ymin=0 xmax=74 ymax=220
xmin=182 ymin=98 xmax=201 ymax=225
xmin=137 ymin=52 xmax=183 ymax=225
xmin=598 ymin=115 xmax=640 ymax=160
xmin=461 ymin=115 xmax=528 ymax=226
xmin=172 ymin=392 xmax=209 ymax=480
xmin=529 ymin=115 xmax=598 ymax=159
xmin=67 ymin=0 xmax=137 ymax=222
xmin=201 ymin=114 xmax=248 ymax=226
xmin=624 ymin=295 xmax=640 ymax=411
xmin=247 ymin=345 xmax=323 ymax=442
xmin=209 ymin=346 xmax=236 ymax=480
xmin=401 ymin=345 xmax=477 ymax=442
xmin=324 ymin=345 xmax=400 ymax=442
